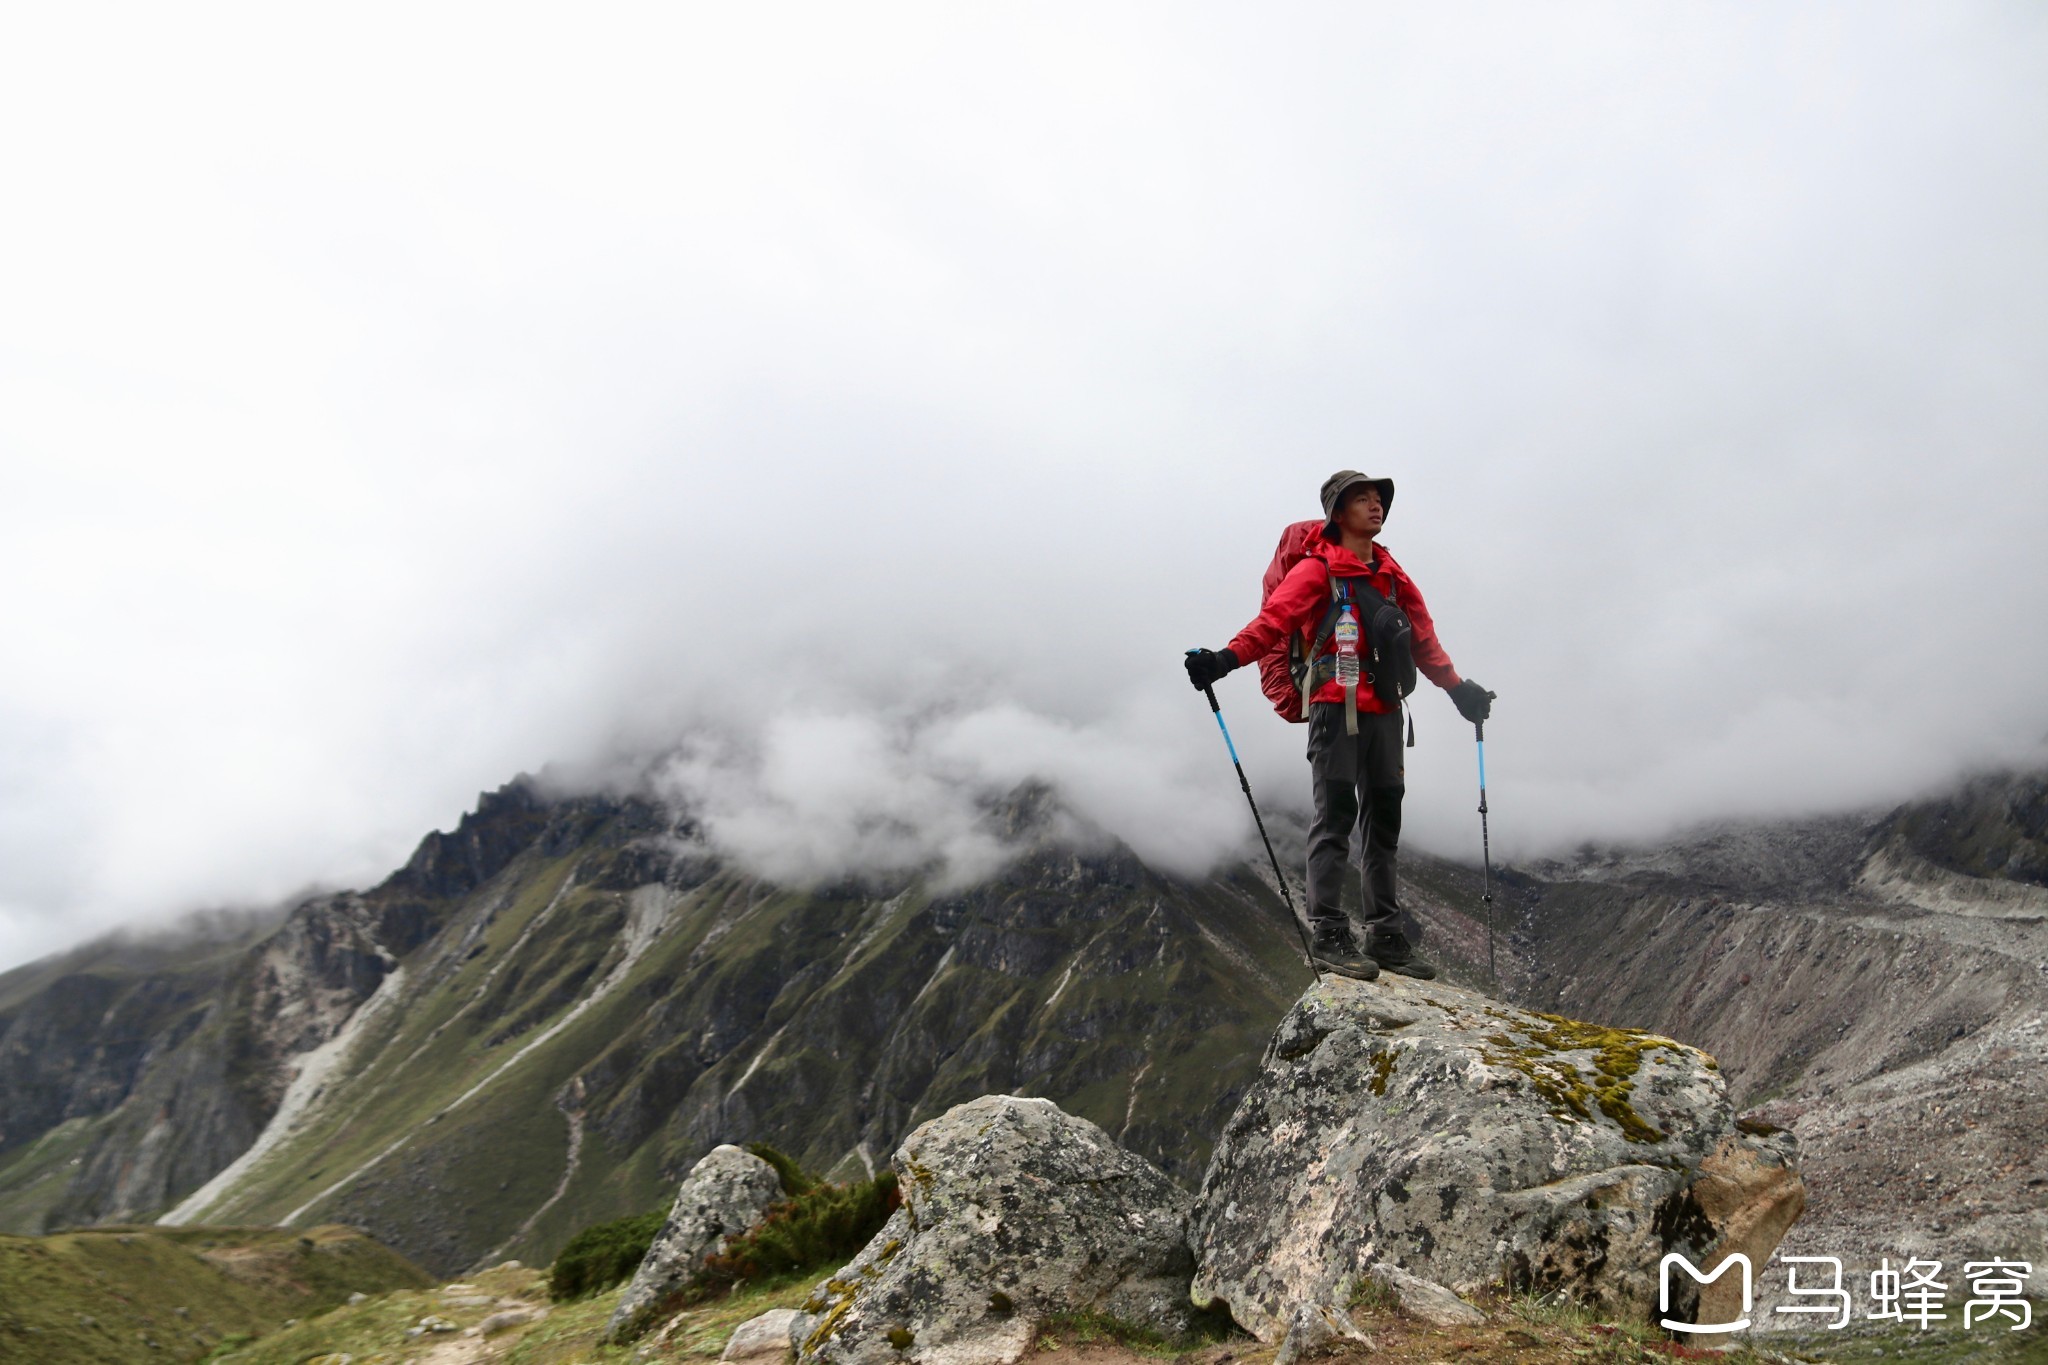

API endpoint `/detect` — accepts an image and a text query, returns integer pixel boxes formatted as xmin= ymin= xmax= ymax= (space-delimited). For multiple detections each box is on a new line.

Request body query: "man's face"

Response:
xmin=1338 ymin=485 xmax=1384 ymax=537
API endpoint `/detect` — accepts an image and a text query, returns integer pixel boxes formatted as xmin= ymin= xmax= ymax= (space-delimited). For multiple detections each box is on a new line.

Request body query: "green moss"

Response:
xmin=1476 ymin=1007 xmax=1695 ymax=1144
xmin=887 ymin=1325 xmax=916 ymax=1349
xmin=900 ymin=1156 xmax=938 ymax=1196
xmin=1367 ymin=1048 xmax=1397 ymax=1097
xmin=801 ymin=1288 xmax=860 ymax=1354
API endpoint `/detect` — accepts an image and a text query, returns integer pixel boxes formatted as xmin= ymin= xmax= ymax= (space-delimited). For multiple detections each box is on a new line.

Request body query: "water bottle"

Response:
xmin=1334 ymin=601 xmax=1361 ymax=689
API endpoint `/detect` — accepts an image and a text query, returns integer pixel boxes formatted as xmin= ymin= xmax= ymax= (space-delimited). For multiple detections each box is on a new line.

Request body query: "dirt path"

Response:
xmin=416 ymin=1331 xmax=503 ymax=1364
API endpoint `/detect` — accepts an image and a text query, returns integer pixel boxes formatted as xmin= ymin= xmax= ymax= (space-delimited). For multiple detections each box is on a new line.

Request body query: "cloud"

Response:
xmin=646 ymin=702 xmax=1261 ymax=892
xmin=3 ymin=3 xmax=2047 ymax=970
xmin=650 ymin=715 xmax=1029 ymax=893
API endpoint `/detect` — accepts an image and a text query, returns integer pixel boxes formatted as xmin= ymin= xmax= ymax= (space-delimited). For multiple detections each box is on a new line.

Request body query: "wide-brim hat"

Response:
xmin=1320 ymin=470 xmax=1395 ymax=524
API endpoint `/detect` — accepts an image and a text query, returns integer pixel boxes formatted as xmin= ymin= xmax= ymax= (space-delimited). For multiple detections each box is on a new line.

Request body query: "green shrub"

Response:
xmin=694 ymin=1170 xmax=900 ymax=1296
xmin=1348 ymin=1275 xmax=1400 ymax=1313
xmin=547 ymin=1206 xmax=667 ymax=1301
xmin=547 ymin=1148 xmax=892 ymax=1307
xmin=746 ymin=1142 xmax=818 ymax=1196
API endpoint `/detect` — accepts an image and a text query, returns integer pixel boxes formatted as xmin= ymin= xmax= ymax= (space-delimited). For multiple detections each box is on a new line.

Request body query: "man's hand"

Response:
xmin=1184 ymin=648 xmax=1239 ymax=691
xmin=1450 ymin=679 xmax=1495 ymax=724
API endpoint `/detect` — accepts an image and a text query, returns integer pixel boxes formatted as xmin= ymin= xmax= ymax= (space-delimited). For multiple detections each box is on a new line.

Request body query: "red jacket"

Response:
xmin=1227 ymin=533 xmax=1461 ymax=714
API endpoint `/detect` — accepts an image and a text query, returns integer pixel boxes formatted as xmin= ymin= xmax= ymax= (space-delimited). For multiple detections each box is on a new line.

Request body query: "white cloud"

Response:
xmin=647 ymin=701 xmax=1266 ymax=892
xmin=3 ymin=3 xmax=2046 ymax=969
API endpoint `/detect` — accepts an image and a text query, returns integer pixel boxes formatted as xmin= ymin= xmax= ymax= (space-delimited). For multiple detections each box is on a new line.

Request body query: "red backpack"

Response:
xmin=1257 ymin=520 xmax=1327 ymax=723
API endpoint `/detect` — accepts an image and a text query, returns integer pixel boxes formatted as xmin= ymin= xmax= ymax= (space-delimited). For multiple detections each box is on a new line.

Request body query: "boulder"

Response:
xmin=1272 ymin=1302 xmax=1373 ymax=1365
xmin=477 ymin=1307 xmax=540 ymax=1335
xmin=606 ymin=1144 xmax=787 ymax=1343
xmin=1191 ymin=973 xmax=1804 ymax=1339
xmin=1367 ymin=1264 xmax=1483 ymax=1328
xmin=724 ymin=1308 xmax=802 ymax=1363
xmin=1684 ymin=1126 xmax=1806 ymax=1330
xmin=793 ymin=1095 xmax=1195 ymax=1365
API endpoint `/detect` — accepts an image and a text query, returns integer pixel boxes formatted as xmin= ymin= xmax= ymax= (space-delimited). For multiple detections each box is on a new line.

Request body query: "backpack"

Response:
xmin=1256 ymin=520 xmax=1418 ymax=725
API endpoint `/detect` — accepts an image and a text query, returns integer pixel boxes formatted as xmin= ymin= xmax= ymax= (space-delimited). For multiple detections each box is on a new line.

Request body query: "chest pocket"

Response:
xmin=1294 ymin=575 xmax=1417 ymax=733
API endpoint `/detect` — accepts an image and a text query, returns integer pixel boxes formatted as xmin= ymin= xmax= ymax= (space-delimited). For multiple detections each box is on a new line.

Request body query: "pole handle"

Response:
xmin=1471 ymin=689 xmax=1498 ymax=742
xmin=1185 ymin=650 xmax=1223 ymax=713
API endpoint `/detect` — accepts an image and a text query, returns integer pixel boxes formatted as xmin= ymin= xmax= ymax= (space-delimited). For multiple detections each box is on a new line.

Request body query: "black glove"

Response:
xmin=1184 ymin=648 xmax=1240 ymax=691
xmin=1450 ymin=679 xmax=1494 ymax=724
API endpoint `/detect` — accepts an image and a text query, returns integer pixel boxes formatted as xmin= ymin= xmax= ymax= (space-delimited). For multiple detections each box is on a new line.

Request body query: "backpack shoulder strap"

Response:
xmin=1291 ymin=567 xmax=1345 ymax=695
xmin=1307 ymin=574 xmax=1349 ymax=657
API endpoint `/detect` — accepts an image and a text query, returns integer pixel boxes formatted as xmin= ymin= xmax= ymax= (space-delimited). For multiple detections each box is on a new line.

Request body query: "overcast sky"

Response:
xmin=4 ymin=4 xmax=2046 ymax=973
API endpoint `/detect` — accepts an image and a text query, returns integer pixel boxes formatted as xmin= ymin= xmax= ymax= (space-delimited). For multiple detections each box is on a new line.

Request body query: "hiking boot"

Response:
xmin=1309 ymin=926 xmax=1380 ymax=982
xmin=1366 ymin=927 xmax=1437 ymax=979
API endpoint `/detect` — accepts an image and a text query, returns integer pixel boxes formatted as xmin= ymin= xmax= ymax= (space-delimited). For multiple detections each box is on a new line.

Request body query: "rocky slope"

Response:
xmin=0 ymin=907 xmax=285 ymax=1232
xmin=1510 ymin=769 xmax=2048 ymax=1279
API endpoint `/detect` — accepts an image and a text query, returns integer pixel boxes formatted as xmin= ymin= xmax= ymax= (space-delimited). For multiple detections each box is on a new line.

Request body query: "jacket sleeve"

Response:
xmin=1393 ymin=563 xmax=1463 ymax=690
xmin=1227 ymin=558 xmax=1329 ymax=663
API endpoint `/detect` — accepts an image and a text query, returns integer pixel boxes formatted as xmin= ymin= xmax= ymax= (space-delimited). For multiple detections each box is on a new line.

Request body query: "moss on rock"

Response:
xmin=1476 ymin=1006 xmax=1701 ymax=1144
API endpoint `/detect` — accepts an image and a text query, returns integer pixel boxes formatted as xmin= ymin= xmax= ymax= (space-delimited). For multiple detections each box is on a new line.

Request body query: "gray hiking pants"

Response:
xmin=1304 ymin=702 xmax=1404 ymax=938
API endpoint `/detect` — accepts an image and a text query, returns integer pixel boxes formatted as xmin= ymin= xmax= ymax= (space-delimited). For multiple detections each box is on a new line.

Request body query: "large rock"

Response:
xmin=1191 ymin=974 xmax=1804 ymax=1339
xmin=606 ymin=1144 xmax=786 ymax=1343
xmin=793 ymin=1095 xmax=1195 ymax=1365
xmin=724 ymin=1308 xmax=802 ymax=1363
xmin=1272 ymin=1301 xmax=1374 ymax=1365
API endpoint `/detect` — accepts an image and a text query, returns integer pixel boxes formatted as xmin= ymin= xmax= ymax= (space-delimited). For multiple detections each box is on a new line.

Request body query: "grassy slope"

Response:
xmin=178 ymin=856 xmax=639 ymax=1231
xmin=150 ymin=809 xmax=1305 ymax=1277
xmin=0 ymin=1222 xmax=432 ymax=1365
xmin=0 ymin=1116 xmax=107 ymax=1234
xmin=203 ymin=1261 xmax=822 ymax=1365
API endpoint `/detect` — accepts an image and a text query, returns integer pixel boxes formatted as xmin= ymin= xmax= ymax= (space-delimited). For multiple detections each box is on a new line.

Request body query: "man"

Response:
xmin=1185 ymin=471 xmax=1493 ymax=981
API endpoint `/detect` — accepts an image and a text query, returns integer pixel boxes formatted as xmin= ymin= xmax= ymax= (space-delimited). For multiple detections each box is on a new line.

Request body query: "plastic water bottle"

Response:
xmin=1334 ymin=602 xmax=1361 ymax=689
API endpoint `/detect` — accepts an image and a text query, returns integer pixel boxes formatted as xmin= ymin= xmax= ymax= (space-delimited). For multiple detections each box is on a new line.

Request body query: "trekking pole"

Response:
xmin=1187 ymin=655 xmax=1318 ymax=980
xmin=1474 ymin=707 xmax=1498 ymax=992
